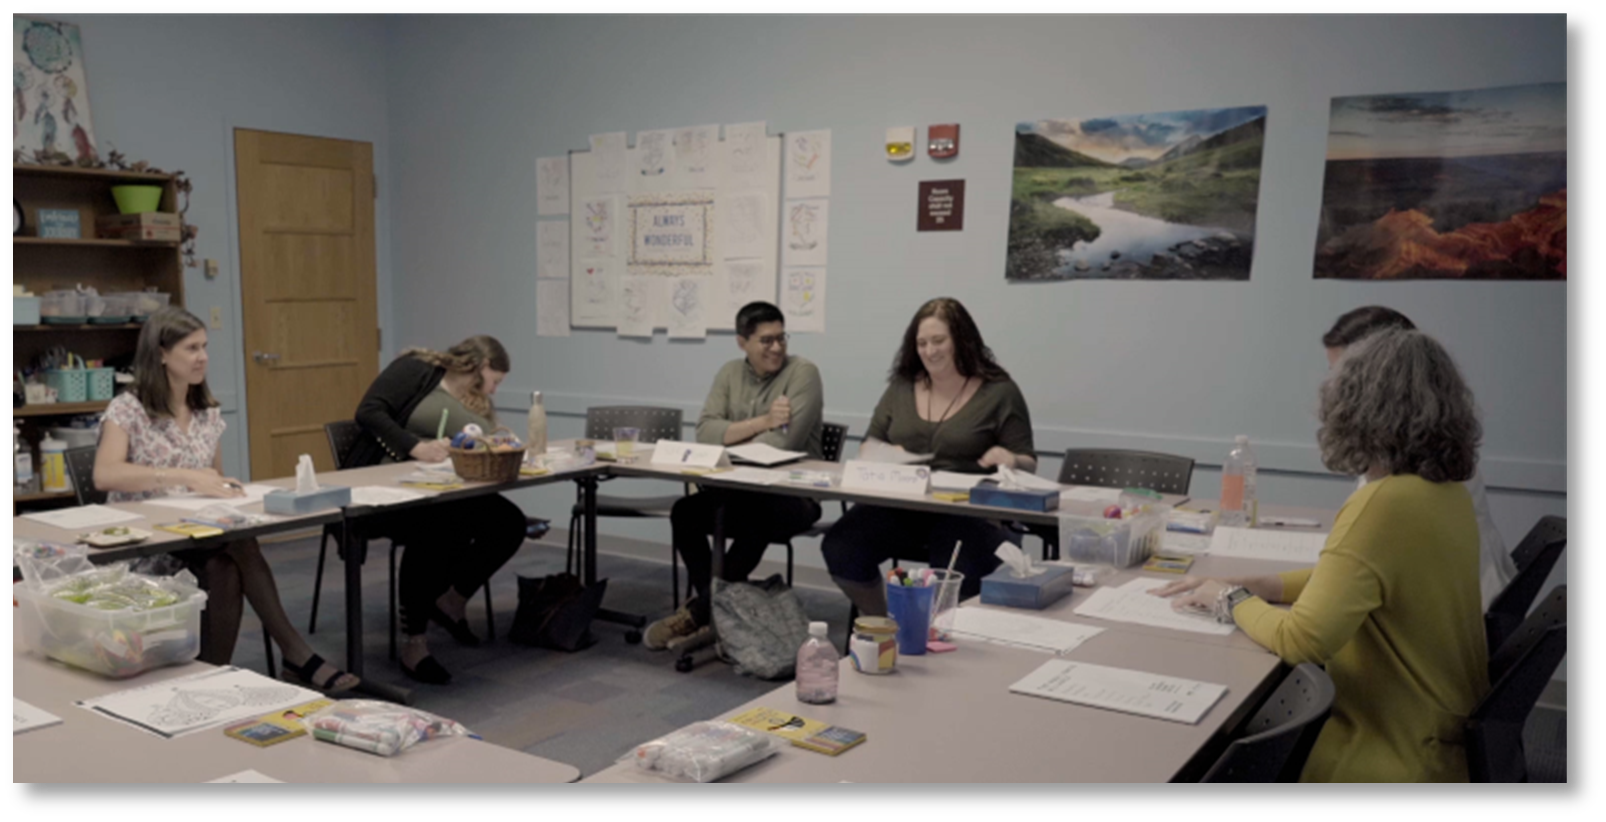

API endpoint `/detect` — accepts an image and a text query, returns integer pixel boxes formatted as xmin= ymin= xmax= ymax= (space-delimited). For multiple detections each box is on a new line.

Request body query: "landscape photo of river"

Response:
xmin=1006 ymin=105 xmax=1267 ymax=281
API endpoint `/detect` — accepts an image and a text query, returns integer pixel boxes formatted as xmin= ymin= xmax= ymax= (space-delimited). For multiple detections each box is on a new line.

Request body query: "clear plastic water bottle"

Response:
xmin=1221 ymin=435 xmax=1255 ymax=528
xmin=796 ymin=621 xmax=839 ymax=704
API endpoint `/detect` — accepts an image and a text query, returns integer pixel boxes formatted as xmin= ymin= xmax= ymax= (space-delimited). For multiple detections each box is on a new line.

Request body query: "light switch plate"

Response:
xmin=210 ymin=306 xmax=223 ymax=329
xmin=204 ymin=259 xmax=219 ymax=279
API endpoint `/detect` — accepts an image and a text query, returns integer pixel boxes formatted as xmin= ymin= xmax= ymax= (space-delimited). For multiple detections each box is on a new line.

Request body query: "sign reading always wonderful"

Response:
xmin=628 ymin=192 xmax=715 ymax=276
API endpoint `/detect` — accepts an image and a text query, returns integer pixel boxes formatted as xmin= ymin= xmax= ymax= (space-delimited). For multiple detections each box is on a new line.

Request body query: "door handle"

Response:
xmin=252 ymin=351 xmax=281 ymax=365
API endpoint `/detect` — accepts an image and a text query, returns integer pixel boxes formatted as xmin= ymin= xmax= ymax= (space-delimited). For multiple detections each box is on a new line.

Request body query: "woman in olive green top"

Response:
xmin=823 ymin=298 xmax=1036 ymax=615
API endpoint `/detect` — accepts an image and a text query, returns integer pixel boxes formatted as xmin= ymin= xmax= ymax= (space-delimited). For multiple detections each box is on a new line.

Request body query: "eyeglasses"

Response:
xmin=754 ymin=333 xmax=789 ymax=348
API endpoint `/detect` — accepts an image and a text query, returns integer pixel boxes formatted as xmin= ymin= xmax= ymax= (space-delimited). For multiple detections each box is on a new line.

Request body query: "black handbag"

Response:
xmin=509 ymin=572 xmax=605 ymax=652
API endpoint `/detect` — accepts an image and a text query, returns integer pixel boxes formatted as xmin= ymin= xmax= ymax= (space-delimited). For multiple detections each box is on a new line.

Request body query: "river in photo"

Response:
xmin=1050 ymin=191 xmax=1227 ymax=273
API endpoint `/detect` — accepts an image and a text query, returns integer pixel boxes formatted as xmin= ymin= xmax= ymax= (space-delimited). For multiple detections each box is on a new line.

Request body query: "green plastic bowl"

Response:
xmin=110 ymin=185 xmax=163 ymax=215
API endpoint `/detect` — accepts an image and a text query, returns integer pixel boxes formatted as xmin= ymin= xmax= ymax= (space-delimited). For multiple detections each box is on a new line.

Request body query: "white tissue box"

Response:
xmin=263 ymin=486 xmax=351 ymax=515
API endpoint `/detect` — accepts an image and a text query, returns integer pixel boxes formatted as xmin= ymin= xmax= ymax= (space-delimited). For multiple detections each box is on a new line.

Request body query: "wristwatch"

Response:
xmin=1215 ymin=585 xmax=1253 ymax=624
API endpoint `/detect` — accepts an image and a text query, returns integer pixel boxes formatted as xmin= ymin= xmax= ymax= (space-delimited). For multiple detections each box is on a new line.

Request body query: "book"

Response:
xmin=223 ymin=698 xmax=332 ymax=748
xmin=1142 ymin=553 xmax=1195 ymax=574
xmin=728 ymin=707 xmax=866 ymax=757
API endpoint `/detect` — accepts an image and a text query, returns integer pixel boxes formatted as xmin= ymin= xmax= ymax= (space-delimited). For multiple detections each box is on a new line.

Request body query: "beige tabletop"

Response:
xmin=12 ymin=625 xmax=581 ymax=784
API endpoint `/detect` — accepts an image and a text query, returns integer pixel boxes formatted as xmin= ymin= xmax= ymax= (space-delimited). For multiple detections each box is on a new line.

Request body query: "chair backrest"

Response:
xmin=1200 ymin=663 xmax=1335 ymax=782
xmin=1057 ymin=449 xmax=1194 ymax=495
xmin=1489 ymin=584 xmax=1566 ymax=685
xmin=584 ymin=406 xmax=682 ymax=444
xmin=820 ymin=422 xmax=849 ymax=463
xmin=324 ymin=420 xmax=366 ymax=470
xmin=1485 ymin=516 xmax=1566 ymax=656
xmin=1468 ymin=585 xmax=1567 ymax=783
xmin=64 ymin=445 xmax=107 ymax=505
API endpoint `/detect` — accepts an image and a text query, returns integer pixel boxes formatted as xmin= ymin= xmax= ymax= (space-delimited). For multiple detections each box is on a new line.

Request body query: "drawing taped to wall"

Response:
xmin=1313 ymin=82 xmax=1565 ymax=280
xmin=721 ymin=190 xmax=769 ymax=260
xmin=1007 ymin=105 xmax=1267 ymax=281
xmin=637 ymin=129 xmax=672 ymax=178
xmin=674 ymin=124 xmax=718 ymax=186
xmin=780 ymin=267 xmax=825 ymax=333
xmin=574 ymin=262 xmax=615 ymax=326
xmin=667 ymin=277 xmax=707 ymax=339
xmin=536 ymin=156 xmax=570 ymax=216
xmin=582 ymin=196 xmax=616 ymax=257
xmin=13 ymin=18 xmax=98 ymax=164
xmin=785 ymin=129 xmax=832 ymax=199
xmin=782 ymin=199 xmax=828 ymax=267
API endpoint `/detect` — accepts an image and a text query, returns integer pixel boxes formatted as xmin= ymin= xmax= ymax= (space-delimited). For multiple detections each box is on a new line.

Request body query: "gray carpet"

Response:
xmin=224 ymin=530 xmax=1567 ymax=782
xmin=228 ymin=529 xmax=851 ymax=779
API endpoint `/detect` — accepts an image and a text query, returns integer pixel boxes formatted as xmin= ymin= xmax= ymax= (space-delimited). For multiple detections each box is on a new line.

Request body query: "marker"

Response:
xmin=436 ymin=408 xmax=449 ymax=440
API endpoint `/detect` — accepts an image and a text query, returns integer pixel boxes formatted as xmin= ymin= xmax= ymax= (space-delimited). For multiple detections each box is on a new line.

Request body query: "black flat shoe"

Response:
xmin=281 ymin=652 xmax=361 ymax=696
xmin=430 ymin=605 xmax=482 ymax=647
xmin=401 ymin=654 xmax=452 ymax=685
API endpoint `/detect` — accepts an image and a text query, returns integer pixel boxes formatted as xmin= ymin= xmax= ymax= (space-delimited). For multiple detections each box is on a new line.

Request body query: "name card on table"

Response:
xmin=650 ymin=440 xmax=727 ymax=469
xmin=840 ymin=459 xmax=930 ymax=496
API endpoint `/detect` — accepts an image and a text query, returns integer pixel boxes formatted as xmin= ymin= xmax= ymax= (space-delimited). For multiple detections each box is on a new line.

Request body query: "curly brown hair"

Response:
xmin=402 ymin=335 xmax=510 ymax=421
xmin=890 ymin=297 xmax=1010 ymax=384
xmin=1318 ymin=329 xmax=1481 ymax=483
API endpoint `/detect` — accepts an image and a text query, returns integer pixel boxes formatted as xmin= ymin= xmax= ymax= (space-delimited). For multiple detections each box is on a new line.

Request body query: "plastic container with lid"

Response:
xmin=15 ymin=577 xmax=207 ymax=678
xmin=38 ymin=433 xmax=68 ymax=492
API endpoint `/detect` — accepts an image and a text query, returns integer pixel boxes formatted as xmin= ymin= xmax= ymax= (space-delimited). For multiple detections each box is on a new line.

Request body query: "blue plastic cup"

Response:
xmin=885 ymin=582 xmax=935 ymax=656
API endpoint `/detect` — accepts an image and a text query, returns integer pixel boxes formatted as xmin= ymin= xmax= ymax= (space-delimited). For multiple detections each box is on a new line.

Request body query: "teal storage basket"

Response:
xmin=45 ymin=369 xmax=89 ymax=403
xmin=87 ymin=368 xmax=116 ymax=401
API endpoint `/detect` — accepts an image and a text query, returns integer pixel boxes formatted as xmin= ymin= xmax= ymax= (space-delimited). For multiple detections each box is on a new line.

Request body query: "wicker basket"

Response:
xmin=448 ymin=426 xmax=526 ymax=483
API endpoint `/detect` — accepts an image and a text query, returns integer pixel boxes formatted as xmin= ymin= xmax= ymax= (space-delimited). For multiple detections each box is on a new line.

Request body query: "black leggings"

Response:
xmin=820 ymin=505 xmax=1012 ymax=600
xmin=671 ymin=488 xmax=822 ymax=617
xmin=386 ymin=494 xmax=526 ymax=636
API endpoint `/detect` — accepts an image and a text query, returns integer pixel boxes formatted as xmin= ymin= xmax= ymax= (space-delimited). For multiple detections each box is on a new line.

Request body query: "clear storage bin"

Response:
xmin=1057 ymin=510 xmax=1166 ymax=568
xmin=128 ymin=291 xmax=171 ymax=317
xmin=39 ymin=290 xmax=84 ymax=320
xmin=16 ymin=578 xmax=207 ymax=678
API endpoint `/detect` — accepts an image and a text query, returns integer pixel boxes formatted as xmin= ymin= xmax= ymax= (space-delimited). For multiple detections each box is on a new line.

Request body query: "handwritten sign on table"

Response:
xmin=839 ymin=460 xmax=930 ymax=496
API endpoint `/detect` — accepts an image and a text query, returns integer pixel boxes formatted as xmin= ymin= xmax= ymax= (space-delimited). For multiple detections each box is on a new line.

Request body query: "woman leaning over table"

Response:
xmin=821 ymin=297 xmax=1036 ymax=616
xmin=1152 ymin=329 xmax=1490 ymax=782
xmin=94 ymin=307 xmax=360 ymax=695
xmin=347 ymin=335 xmax=526 ymax=685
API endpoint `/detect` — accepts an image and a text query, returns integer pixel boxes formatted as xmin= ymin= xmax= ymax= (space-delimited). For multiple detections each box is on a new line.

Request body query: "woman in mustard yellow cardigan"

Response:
xmin=1153 ymin=329 xmax=1489 ymax=782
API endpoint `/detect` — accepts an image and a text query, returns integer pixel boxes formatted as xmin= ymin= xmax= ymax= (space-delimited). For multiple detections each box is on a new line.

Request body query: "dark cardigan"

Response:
xmin=348 ymin=356 xmax=446 ymax=468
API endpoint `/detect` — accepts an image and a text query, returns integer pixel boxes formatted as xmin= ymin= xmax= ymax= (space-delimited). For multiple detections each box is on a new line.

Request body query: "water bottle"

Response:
xmin=525 ymin=391 xmax=548 ymax=463
xmin=14 ymin=424 xmax=35 ymax=489
xmin=1220 ymin=435 xmax=1254 ymax=528
xmin=795 ymin=621 xmax=839 ymax=704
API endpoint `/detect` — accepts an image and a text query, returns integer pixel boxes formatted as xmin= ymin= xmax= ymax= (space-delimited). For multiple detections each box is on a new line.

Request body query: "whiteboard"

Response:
xmin=569 ymin=130 xmax=782 ymax=333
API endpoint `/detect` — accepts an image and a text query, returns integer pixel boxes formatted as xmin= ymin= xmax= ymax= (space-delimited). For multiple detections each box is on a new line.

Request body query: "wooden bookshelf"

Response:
xmin=13 ymin=400 xmax=112 ymax=418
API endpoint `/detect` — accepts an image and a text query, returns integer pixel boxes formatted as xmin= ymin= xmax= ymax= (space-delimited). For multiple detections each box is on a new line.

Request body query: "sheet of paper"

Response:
xmin=208 ymin=770 xmax=284 ymax=783
xmin=1208 ymin=526 xmax=1329 ymax=563
xmin=589 ymin=131 xmax=628 ymax=193
xmin=579 ymin=196 xmax=618 ymax=258
xmin=1160 ymin=531 xmax=1214 ymax=555
xmin=727 ymin=443 xmax=806 ymax=466
xmin=650 ymin=440 xmax=725 ymax=469
xmin=1061 ymin=486 xmax=1123 ymax=504
xmin=930 ymin=471 xmax=986 ymax=491
xmin=22 ymin=504 xmax=144 ymax=530
xmin=617 ymin=275 xmax=659 ymax=338
xmin=536 ymin=156 xmax=570 ymax=216
xmin=673 ymin=124 xmax=720 ymax=188
xmin=15 ymin=699 xmax=63 ymax=735
xmin=723 ymin=259 xmax=770 ymax=317
xmin=635 ymin=128 xmax=674 ymax=180
xmin=77 ymin=666 xmax=321 ymax=740
xmin=856 ymin=440 xmax=934 ymax=465
xmin=537 ymin=278 xmax=572 ymax=338
xmin=573 ymin=261 xmax=616 ymax=327
xmin=140 ymin=484 xmax=279 ymax=512
xmin=1073 ymin=578 xmax=1235 ymax=636
xmin=724 ymin=121 xmax=768 ymax=189
xmin=348 ymin=486 xmax=427 ymax=507
xmin=1010 ymin=659 xmax=1228 ymax=725
xmin=785 ymin=129 xmax=832 ymax=199
xmin=782 ymin=199 xmax=829 ymax=267
xmin=948 ymin=607 xmax=1104 ymax=656
xmin=780 ymin=266 xmax=826 ymax=333
xmin=719 ymin=467 xmax=788 ymax=486
xmin=993 ymin=468 xmax=1062 ymax=492
xmin=721 ymin=189 xmax=771 ymax=260
xmin=536 ymin=220 xmax=570 ymax=279
xmin=666 ymin=277 xmax=707 ymax=340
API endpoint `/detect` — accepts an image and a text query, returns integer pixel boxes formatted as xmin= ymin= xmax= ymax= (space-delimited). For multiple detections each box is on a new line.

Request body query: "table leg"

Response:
xmin=582 ymin=475 xmax=648 ymax=640
xmin=342 ymin=515 xmax=413 ymax=705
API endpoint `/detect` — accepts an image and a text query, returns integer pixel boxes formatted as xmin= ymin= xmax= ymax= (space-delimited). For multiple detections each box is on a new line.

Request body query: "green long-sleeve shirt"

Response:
xmin=695 ymin=356 xmax=824 ymax=458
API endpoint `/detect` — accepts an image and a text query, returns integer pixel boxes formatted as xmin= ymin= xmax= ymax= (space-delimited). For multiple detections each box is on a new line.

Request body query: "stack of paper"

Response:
xmin=142 ymin=484 xmax=279 ymax=512
xmin=14 ymin=699 xmax=63 ymax=735
xmin=856 ymin=440 xmax=933 ymax=465
xmin=77 ymin=667 xmax=321 ymax=740
xmin=948 ymin=607 xmax=1105 ymax=656
xmin=348 ymin=486 xmax=428 ymax=507
xmin=719 ymin=467 xmax=788 ymax=486
xmin=1009 ymin=659 xmax=1228 ymax=724
xmin=727 ymin=443 xmax=806 ymax=466
xmin=1208 ymin=526 xmax=1328 ymax=563
xmin=1073 ymin=578 xmax=1234 ymax=636
xmin=21 ymin=505 xmax=144 ymax=530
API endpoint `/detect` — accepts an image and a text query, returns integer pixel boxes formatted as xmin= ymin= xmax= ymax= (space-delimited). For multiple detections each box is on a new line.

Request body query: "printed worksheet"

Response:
xmin=77 ymin=667 xmax=321 ymax=739
xmin=1073 ymin=578 xmax=1235 ymax=636
xmin=15 ymin=699 xmax=63 ymax=735
xmin=22 ymin=504 xmax=143 ymax=529
xmin=1010 ymin=659 xmax=1228 ymax=724
xmin=949 ymin=607 xmax=1105 ymax=656
xmin=1208 ymin=526 xmax=1329 ymax=563
xmin=140 ymin=484 xmax=279 ymax=512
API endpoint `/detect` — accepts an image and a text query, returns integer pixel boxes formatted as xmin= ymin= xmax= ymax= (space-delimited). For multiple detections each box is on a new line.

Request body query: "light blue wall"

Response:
xmin=46 ymin=13 xmax=395 ymax=478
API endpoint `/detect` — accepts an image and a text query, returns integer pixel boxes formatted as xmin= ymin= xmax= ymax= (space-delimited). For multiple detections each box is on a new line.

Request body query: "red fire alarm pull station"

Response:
xmin=928 ymin=124 xmax=959 ymax=159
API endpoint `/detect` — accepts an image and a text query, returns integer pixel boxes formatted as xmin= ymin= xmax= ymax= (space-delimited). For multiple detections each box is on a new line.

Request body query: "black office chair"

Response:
xmin=64 ymin=446 xmax=279 ymax=677
xmin=1485 ymin=515 xmax=1566 ymax=658
xmin=1030 ymin=448 xmax=1196 ymax=560
xmin=1199 ymin=663 xmax=1335 ymax=782
xmin=1468 ymin=585 xmax=1567 ymax=783
xmin=307 ymin=420 xmax=496 ymax=662
xmin=566 ymin=406 xmax=689 ymax=603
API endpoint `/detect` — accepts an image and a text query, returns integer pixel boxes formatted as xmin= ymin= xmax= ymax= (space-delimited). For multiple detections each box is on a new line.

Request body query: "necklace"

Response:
xmin=926 ymin=376 xmax=972 ymax=425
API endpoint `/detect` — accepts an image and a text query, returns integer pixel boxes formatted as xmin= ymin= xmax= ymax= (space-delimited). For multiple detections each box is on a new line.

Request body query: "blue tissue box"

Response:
xmin=263 ymin=485 xmax=351 ymax=515
xmin=980 ymin=564 xmax=1078 ymax=610
xmin=969 ymin=484 xmax=1060 ymax=513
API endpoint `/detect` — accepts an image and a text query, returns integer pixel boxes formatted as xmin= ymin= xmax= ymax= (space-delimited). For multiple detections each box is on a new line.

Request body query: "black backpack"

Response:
xmin=508 ymin=572 xmax=606 ymax=652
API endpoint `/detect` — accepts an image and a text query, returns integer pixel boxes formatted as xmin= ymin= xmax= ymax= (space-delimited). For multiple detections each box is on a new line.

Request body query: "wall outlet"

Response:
xmin=204 ymin=259 xmax=220 ymax=279
xmin=210 ymin=306 xmax=223 ymax=329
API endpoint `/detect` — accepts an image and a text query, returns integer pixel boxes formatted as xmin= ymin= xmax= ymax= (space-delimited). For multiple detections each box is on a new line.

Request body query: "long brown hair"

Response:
xmin=402 ymin=335 xmax=510 ymax=420
xmin=131 ymin=306 xmax=219 ymax=420
xmin=890 ymin=297 xmax=1010 ymax=383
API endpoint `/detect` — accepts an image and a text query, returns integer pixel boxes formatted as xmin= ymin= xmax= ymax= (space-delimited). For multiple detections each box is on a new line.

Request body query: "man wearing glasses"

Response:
xmin=644 ymin=301 xmax=826 ymax=650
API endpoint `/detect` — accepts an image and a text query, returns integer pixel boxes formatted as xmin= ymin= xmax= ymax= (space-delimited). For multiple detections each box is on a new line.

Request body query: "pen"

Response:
xmin=436 ymin=408 xmax=450 ymax=440
xmin=1261 ymin=516 xmax=1322 ymax=528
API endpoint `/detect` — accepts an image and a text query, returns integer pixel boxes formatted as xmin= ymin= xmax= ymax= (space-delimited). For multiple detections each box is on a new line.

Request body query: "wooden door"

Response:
xmin=235 ymin=129 xmax=379 ymax=479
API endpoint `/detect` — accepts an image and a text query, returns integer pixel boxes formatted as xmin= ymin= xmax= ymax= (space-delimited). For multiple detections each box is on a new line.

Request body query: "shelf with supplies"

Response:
xmin=14 ymin=323 xmax=143 ymax=332
xmin=12 ymin=489 xmax=75 ymax=504
xmin=13 ymin=401 xmax=113 ymax=418
xmin=14 ymin=236 xmax=178 ymax=248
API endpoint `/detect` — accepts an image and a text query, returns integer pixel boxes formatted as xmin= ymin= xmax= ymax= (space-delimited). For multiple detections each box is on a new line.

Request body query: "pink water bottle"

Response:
xmin=796 ymin=621 xmax=839 ymax=704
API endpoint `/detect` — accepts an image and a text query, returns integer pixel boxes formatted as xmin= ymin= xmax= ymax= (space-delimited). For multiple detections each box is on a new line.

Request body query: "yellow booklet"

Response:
xmin=223 ymin=698 xmax=332 ymax=747
xmin=728 ymin=707 xmax=866 ymax=756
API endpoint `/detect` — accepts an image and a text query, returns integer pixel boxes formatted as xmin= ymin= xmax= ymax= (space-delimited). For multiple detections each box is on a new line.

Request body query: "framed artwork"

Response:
xmin=14 ymin=18 xmax=99 ymax=164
